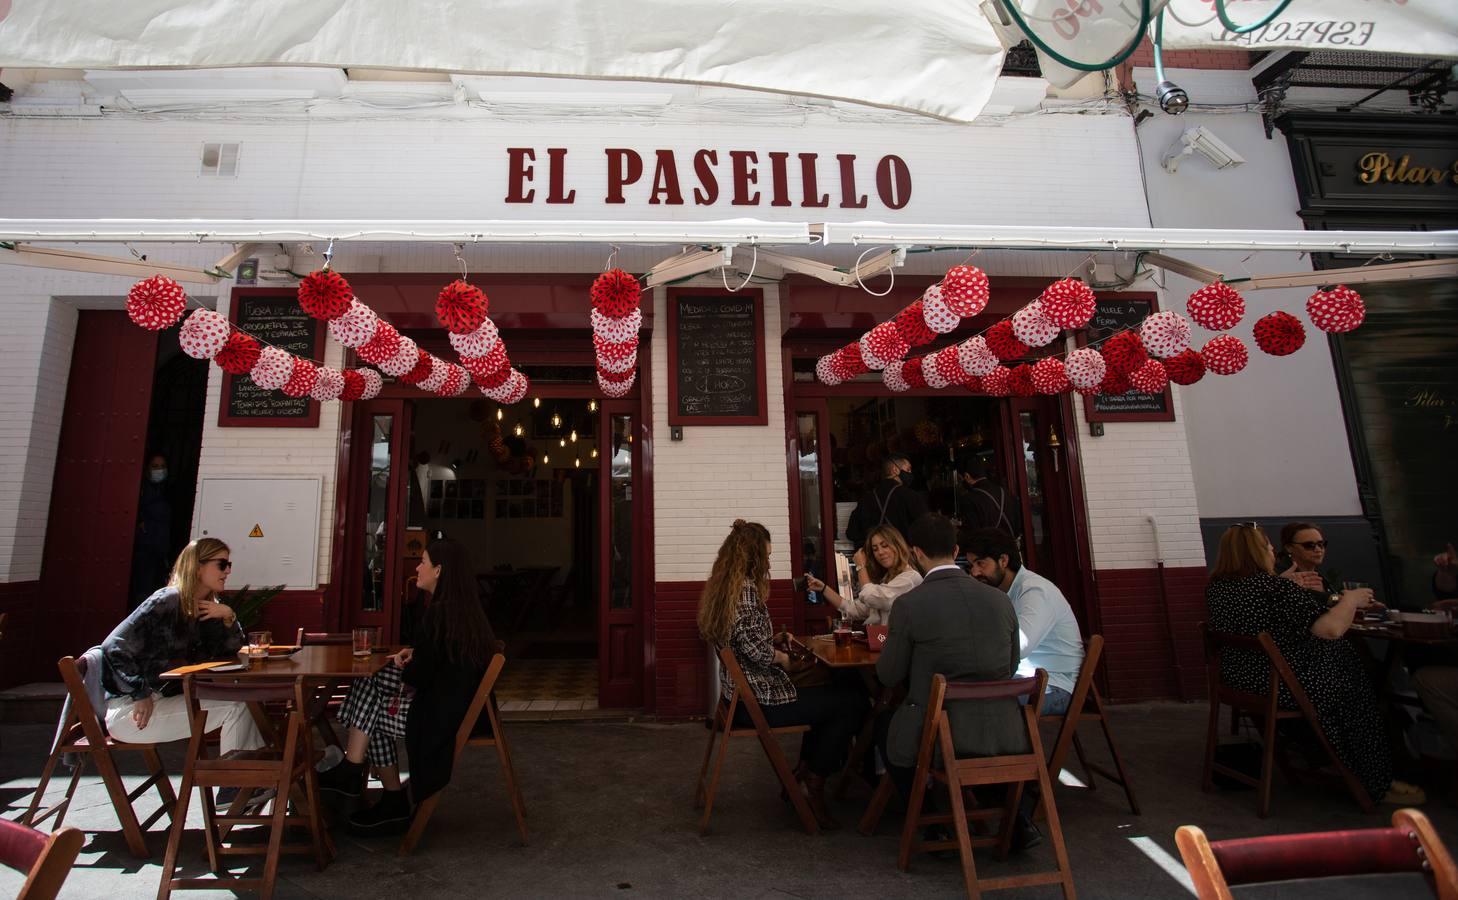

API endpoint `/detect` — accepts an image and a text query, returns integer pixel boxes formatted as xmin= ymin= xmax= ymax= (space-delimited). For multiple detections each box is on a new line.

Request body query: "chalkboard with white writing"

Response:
xmin=219 ymin=293 xmax=324 ymax=427
xmin=668 ymin=292 xmax=767 ymax=425
xmin=1082 ymin=296 xmax=1175 ymax=422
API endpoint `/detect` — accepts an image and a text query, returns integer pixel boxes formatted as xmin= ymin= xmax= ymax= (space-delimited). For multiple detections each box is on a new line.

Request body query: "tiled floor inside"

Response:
xmin=494 ymin=658 xmax=619 ymax=720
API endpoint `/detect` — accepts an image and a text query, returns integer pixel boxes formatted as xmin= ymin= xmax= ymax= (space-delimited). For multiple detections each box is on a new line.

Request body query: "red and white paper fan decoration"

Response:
xmin=435 ymin=280 xmax=488 ymax=334
xmin=902 ymin=360 xmax=928 ymax=390
xmin=594 ymin=334 xmax=638 ymax=374
xmin=591 ymin=307 xmax=642 ymax=344
xmin=214 ymin=331 xmax=261 ymax=375
xmin=310 ymin=366 xmax=345 ymax=401
xmin=249 ymin=346 xmax=294 ymax=391
xmin=913 ymin=355 xmax=944 ymax=389
xmin=448 ymin=318 xmax=500 ymax=358
xmin=1038 ymin=279 xmax=1097 ymax=329
xmin=1187 ymin=281 xmax=1245 ymax=332
xmin=297 ymin=270 xmax=354 ymax=321
xmin=1164 ymin=349 xmax=1206 ymax=385
xmin=1201 ymin=335 xmax=1248 ymax=376
xmin=1008 ymin=364 xmax=1035 ymax=398
xmin=882 ymin=361 xmax=911 ymax=392
xmin=920 ymin=286 xmax=960 ymax=334
xmin=401 ymin=350 xmax=436 ymax=386
xmin=1253 ymin=311 xmax=1306 ymax=356
xmin=483 ymin=369 xmax=529 ymax=404
xmin=435 ymin=364 xmax=467 ymax=398
xmin=893 ymin=302 xmax=936 ymax=348
xmin=1306 ymin=285 xmax=1365 ymax=334
xmin=957 ymin=335 xmax=999 ymax=377
xmin=1031 ymin=357 xmax=1069 ymax=395
xmin=933 ymin=346 xmax=972 ymax=386
xmin=1139 ymin=310 xmax=1193 ymax=359
xmin=1011 ymin=301 xmax=1060 ymax=349
xmin=863 ymin=321 xmax=909 ymax=369
xmin=597 ymin=372 xmax=634 ymax=398
xmin=474 ymin=354 xmax=514 ymax=389
xmin=940 ymin=265 xmax=990 ymax=317
xmin=127 ymin=275 xmax=188 ymax=331
xmin=1128 ymin=358 xmax=1169 ymax=395
xmin=1101 ymin=330 xmax=1147 ymax=376
xmin=359 ymin=368 xmax=384 ymax=400
xmin=834 ymin=343 xmax=870 ymax=378
xmin=281 ymin=357 xmax=319 ymax=398
xmin=355 ymin=321 xmax=402 ymax=366
xmin=591 ymin=269 xmax=642 ymax=319
xmin=178 ymin=308 xmax=230 ymax=360
xmin=816 ymin=355 xmax=845 ymax=386
xmin=378 ymin=337 xmax=421 ymax=377
xmin=1064 ymin=347 xmax=1106 ymax=390
xmin=1099 ymin=370 xmax=1132 ymax=396
xmin=340 ymin=370 xmax=367 ymax=402
xmin=986 ymin=320 xmax=1029 ymax=361
xmin=417 ymin=356 xmax=452 ymax=393
xmin=981 ymin=365 xmax=1012 ymax=397
xmin=463 ymin=342 xmax=510 ymax=383
xmin=327 ymin=298 xmax=380 ymax=348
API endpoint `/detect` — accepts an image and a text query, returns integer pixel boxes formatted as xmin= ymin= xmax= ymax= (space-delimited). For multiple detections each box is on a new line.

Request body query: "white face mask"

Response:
xmin=149 ymin=468 xmax=167 ymax=483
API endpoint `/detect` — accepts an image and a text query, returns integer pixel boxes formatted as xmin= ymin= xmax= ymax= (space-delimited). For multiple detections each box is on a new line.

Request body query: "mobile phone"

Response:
xmin=792 ymin=575 xmax=808 ymax=594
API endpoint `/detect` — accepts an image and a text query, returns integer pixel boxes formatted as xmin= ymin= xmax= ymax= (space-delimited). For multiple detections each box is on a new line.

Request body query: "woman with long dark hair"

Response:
xmin=699 ymin=520 xmax=865 ymax=830
xmin=320 ymin=538 xmax=498 ymax=833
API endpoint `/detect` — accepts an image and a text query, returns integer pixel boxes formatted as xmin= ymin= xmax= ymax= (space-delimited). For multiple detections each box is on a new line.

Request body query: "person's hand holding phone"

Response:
xmin=806 ymin=574 xmax=827 ymax=593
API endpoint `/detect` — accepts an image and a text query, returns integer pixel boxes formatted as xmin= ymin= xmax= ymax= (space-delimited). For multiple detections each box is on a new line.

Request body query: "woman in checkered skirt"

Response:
xmin=319 ymin=538 xmax=498 ymax=833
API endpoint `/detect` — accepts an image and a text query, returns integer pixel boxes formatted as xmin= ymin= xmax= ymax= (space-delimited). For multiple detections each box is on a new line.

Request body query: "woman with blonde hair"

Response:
xmin=102 ymin=537 xmax=262 ymax=755
xmin=806 ymin=525 xmax=921 ymax=627
xmin=699 ymin=520 xmax=865 ymax=830
xmin=1205 ymin=523 xmax=1424 ymax=806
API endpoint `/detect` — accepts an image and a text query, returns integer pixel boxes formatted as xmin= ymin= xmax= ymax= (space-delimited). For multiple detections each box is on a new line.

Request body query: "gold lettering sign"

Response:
xmin=1356 ymin=152 xmax=1455 ymax=187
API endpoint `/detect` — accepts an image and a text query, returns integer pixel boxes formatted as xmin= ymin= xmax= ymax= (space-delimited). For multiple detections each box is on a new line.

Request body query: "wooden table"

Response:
xmin=1348 ymin=620 xmax=1458 ymax=715
xmin=803 ymin=634 xmax=887 ymax=799
xmin=161 ymin=645 xmax=398 ymax=683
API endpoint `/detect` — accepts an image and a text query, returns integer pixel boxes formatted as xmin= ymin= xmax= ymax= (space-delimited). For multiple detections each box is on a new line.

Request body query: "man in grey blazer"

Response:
xmin=875 ymin=513 xmax=1040 ymax=849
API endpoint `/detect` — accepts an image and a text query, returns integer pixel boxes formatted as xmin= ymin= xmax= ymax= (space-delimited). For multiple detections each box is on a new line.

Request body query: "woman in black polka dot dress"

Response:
xmin=1205 ymin=523 xmax=1426 ymax=806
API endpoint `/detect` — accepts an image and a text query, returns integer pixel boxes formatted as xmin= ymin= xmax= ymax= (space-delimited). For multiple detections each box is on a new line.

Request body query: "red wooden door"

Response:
xmin=1003 ymin=395 xmax=1087 ymax=624
xmin=597 ymin=400 xmax=643 ymax=707
xmin=340 ymin=398 xmax=411 ymax=643
xmin=39 ymin=311 xmax=157 ymax=661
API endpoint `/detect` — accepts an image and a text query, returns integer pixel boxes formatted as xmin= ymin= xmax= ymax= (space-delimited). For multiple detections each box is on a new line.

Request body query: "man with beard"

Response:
xmin=964 ymin=528 xmax=1084 ymax=716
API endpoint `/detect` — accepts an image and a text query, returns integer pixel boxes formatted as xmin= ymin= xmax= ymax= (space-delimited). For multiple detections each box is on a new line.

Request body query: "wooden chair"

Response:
xmin=878 ymin=671 xmax=1075 ymax=899
xmin=1200 ymin=624 xmax=1374 ymax=818
xmin=293 ymin=628 xmax=352 ymax=646
xmin=693 ymin=647 xmax=817 ymax=836
xmin=399 ymin=648 xmax=528 ymax=854
xmin=1037 ymin=634 xmax=1139 ymax=817
xmin=158 ymin=676 xmax=331 ymax=900
xmin=0 ymin=820 xmax=84 ymax=900
xmin=292 ymin=629 xmax=353 ymax=747
xmin=1176 ymin=808 xmax=1457 ymax=900
xmin=22 ymin=655 xmax=177 ymax=858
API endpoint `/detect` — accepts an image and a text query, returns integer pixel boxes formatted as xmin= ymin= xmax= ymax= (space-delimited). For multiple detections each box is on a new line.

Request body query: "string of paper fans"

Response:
xmin=590 ymin=268 xmax=642 ymax=398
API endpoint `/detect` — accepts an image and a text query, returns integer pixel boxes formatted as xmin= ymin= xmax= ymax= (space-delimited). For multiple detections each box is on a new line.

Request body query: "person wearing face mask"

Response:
xmin=1205 ymin=523 xmax=1426 ymax=806
xmin=129 ymin=454 xmax=174 ymax=609
xmin=846 ymin=454 xmax=927 ymax=548
xmin=957 ymin=457 xmax=1023 ymax=541
xmin=1277 ymin=522 xmax=1337 ymax=597
xmin=805 ymin=525 xmax=921 ymax=627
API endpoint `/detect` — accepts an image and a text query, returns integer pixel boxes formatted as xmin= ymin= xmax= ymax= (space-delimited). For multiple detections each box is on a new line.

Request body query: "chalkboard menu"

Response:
xmin=667 ymin=290 xmax=767 ymax=425
xmin=1081 ymin=296 xmax=1175 ymax=423
xmin=218 ymin=291 xmax=325 ymax=428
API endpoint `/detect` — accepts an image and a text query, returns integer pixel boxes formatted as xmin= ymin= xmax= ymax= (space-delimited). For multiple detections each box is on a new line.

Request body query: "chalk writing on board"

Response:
xmin=1084 ymin=297 xmax=1173 ymax=420
xmin=223 ymin=296 xmax=320 ymax=423
xmin=672 ymin=295 xmax=763 ymax=423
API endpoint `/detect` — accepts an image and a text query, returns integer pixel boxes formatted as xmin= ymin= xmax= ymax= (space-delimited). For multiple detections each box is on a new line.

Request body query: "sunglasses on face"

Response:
xmin=209 ymin=559 xmax=232 ymax=572
xmin=1293 ymin=541 xmax=1328 ymax=550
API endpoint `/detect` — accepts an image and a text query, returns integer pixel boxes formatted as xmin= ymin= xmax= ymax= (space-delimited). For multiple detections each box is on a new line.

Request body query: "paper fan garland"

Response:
xmin=485 ymin=369 xmax=529 ymax=404
xmin=940 ymin=265 xmax=990 ymax=317
xmin=1038 ymin=279 xmax=1097 ymax=329
xmin=1064 ymin=347 xmax=1106 ymax=390
xmin=864 ymin=322 xmax=910 ymax=367
xmin=893 ymin=302 xmax=936 ymax=348
xmin=249 ymin=346 xmax=294 ymax=391
xmin=462 ymin=342 xmax=510 ymax=382
xmin=298 ymin=270 xmax=353 ymax=321
xmin=1164 ymin=349 xmax=1206 ymax=385
xmin=1011 ymin=301 xmax=1060 ymax=349
xmin=214 ymin=331 xmax=261 ymax=375
xmin=921 ymin=286 xmax=960 ymax=334
xmin=1031 ymin=357 xmax=1069 ymax=395
xmin=178 ymin=308 xmax=230 ymax=360
xmin=961 ymin=375 xmax=984 ymax=395
xmin=339 ymin=369 xmax=367 ymax=402
xmin=882 ymin=362 xmax=910 ymax=392
xmin=448 ymin=318 xmax=500 ymax=358
xmin=816 ymin=355 xmax=845 ymax=386
xmin=359 ymin=368 xmax=384 ymax=400
xmin=981 ymin=365 xmax=1013 ymax=397
xmin=281 ymin=357 xmax=319 ymax=398
xmin=933 ymin=346 xmax=972 ymax=386
xmin=919 ymin=355 xmax=948 ymax=389
xmin=598 ymin=348 xmax=638 ymax=375
xmin=379 ymin=337 xmax=421 ymax=377
xmin=1128 ymin=358 xmax=1169 ymax=395
xmin=400 ymin=349 xmax=435 ymax=386
xmin=415 ymin=356 xmax=452 ymax=392
xmin=597 ymin=372 xmax=634 ymax=398
xmin=310 ymin=366 xmax=345 ymax=401
xmin=328 ymin=299 xmax=380 ymax=348
xmin=475 ymin=357 xmax=514 ymax=390
xmin=597 ymin=365 xmax=635 ymax=384
xmin=591 ymin=307 xmax=642 ymax=344
xmin=1099 ymin=370 xmax=1132 ymax=396
xmin=1306 ymin=285 xmax=1365 ymax=334
xmin=1139 ymin=310 xmax=1192 ymax=359
xmin=127 ymin=275 xmax=188 ymax=331
xmin=502 ymin=371 xmax=530 ymax=405
xmin=1253 ymin=311 xmax=1305 ymax=356
xmin=1187 ymin=281 xmax=1245 ymax=332
xmin=355 ymin=321 xmax=402 ymax=366
xmin=1101 ymin=330 xmax=1147 ymax=376
xmin=1008 ymin=364 xmax=1036 ymax=398
xmin=435 ymin=364 xmax=466 ymax=398
xmin=986 ymin=321 xmax=1029 ymax=361
xmin=591 ymin=269 xmax=642 ymax=319
xmin=435 ymin=280 xmax=488 ymax=334
xmin=901 ymin=360 xmax=928 ymax=390
xmin=834 ymin=343 xmax=871 ymax=377
xmin=957 ymin=335 xmax=999 ymax=377
xmin=1201 ymin=334 xmax=1248 ymax=375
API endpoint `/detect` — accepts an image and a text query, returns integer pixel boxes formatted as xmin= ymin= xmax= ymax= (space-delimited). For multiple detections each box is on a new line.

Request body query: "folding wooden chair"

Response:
xmin=158 ymin=675 xmax=331 ymax=900
xmin=693 ymin=647 xmax=817 ymax=836
xmin=0 ymin=820 xmax=84 ymax=900
xmin=879 ymin=671 xmax=1075 ymax=899
xmin=292 ymin=629 xmax=353 ymax=748
xmin=1038 ymin=634 xmax=1139 ymax=817
xmin=1176 ymin=808 xmax=1456 ymax=900
xmin=22 ymin=655 xmax=177 ymax=858
xmin=1200 ymin=624 xmax=1374 ymax=818
xmin=399 ymin=647 xmax=528 ymax=854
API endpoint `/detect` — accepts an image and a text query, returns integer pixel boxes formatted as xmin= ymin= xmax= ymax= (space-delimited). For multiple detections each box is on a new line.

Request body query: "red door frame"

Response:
xmin=784 ymin=395 xmax=838 ymax=637
xmin=337 ymin=398 xmax=412 ymax=643
xmin=597 ymin=397 xmax=644 ymax=707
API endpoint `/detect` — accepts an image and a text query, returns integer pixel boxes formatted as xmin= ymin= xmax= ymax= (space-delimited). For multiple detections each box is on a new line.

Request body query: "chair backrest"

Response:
xmin=1177 ymin=809 xmax=1457 ymax=899
xmin=0 ymin=820 xmax=84 ymax=900
xmin=1201 ymin=624 xmax=1315 ymax=710
xmin=914 ymin=671 xmax=1047 ymax=777
xmin=54 ymin=656 xmax=106 ymax=741
xmin=297 ymin=631 xmax=352 ymax=646
xmin=715 ymin=646 xmax=765 ymax=716
xmin=453 ymin=653 xmax=507 ymax=757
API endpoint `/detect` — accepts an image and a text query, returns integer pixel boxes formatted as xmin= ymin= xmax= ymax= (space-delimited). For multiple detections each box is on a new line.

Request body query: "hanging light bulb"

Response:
xmin=496 ymin=408 xmax=503 ymax=421
xmin=550 ymin=410 xmax=562 ymax=429
xmin=570 ymin=430 xmax=578 ymax=443
xmin=588 ymin=400 xmax=597 ymax=413
xmin=513 ymin=423 xmax=524 ymax=437
xmin=533 ymin=397 xmax=540 ymax=408
xmin=591 ymin=447 xmax=598 ymax=459
xmin=574 ymin=457 xmax=581 ymax=468
xmin=543 ymin=453 xmax=549 ymax=464
xmin=559 ymin=438 xmax=566 ymax=447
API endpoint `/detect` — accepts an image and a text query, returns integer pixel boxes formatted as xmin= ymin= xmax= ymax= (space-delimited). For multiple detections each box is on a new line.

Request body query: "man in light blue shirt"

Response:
xmin=963 ymin=528 xmax=1085 ymax=715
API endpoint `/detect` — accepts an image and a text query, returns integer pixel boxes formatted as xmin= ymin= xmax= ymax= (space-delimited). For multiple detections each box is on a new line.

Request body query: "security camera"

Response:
xmin=1163 ymin=126 xmax=1245 ymax=174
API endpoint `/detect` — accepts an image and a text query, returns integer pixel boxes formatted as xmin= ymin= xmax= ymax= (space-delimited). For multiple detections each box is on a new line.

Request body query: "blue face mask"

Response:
xmin=149 ymin=468 xmax=167 ymax=483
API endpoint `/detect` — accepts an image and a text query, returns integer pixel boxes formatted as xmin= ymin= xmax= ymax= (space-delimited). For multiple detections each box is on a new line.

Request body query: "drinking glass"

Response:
xmin=833 ymin=614 xmax=852 ymax=647
xmin=247 ymin=630 xmax=272 ymax=659
xmin=352 ymin=627 xmax=376 ymax=658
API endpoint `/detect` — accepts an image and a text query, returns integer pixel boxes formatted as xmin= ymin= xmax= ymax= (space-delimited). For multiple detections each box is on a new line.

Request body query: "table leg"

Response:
xmin=835 ymin=669 xmax=888 ymax=801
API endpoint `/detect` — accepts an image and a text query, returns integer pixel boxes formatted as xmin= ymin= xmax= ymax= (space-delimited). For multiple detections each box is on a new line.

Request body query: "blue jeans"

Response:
xmin=1020 ymin=685 xmax=1072 ymax=716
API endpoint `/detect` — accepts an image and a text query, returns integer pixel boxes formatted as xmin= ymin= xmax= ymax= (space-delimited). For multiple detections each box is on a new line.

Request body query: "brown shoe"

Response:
xmin=802 ymin=773 xmax=841 ymax=831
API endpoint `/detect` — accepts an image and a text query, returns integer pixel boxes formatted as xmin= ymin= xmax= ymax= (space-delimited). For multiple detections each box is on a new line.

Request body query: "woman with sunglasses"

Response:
xmin=1278 ymin=522 xmax=1337 ymax=596
xmin=102 ymin=537 xmax=263 ymax=755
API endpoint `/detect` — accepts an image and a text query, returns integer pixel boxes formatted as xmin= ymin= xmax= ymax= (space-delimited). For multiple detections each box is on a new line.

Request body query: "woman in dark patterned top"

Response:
xmin=698 ymin=520 xmax=865 ymax=829
xmin=1205 ymin=523 xmax=1425 ymax=805
xmin=102 ymin=538 xmax=262 ymax=755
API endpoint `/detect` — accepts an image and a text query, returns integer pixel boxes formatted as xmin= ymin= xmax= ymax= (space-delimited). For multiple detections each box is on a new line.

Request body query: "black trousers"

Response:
xmin=735 ymin=684 xmax=866 ymax=778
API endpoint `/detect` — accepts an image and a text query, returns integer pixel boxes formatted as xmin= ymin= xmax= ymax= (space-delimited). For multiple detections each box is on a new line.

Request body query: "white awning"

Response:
xmin=1158 ymin=0 xmax=1458 ymax=57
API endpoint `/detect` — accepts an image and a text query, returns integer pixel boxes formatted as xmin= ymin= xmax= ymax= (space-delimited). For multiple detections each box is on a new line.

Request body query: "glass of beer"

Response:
xmin=246 ymin=630 xmax=272 ymax=660
xmin=352 ymin=627 xmax=376 ymax=658
xmin=833 ymin=615 xmax=852 ymax=647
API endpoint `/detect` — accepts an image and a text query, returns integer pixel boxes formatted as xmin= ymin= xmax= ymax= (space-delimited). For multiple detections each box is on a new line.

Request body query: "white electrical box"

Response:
xmin=193 ymin=477 xmax=322 ymax=590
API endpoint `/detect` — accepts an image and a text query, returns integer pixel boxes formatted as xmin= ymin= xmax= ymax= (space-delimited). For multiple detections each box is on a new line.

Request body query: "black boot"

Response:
xmin=317 ymin=759 xmax=366 ymax=799
xmin=347 ymin=789 xmax=412 ymax=835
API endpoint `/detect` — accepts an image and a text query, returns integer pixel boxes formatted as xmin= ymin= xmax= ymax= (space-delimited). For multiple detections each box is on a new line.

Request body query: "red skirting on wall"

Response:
xmin=653 ymin=579 xmax=795 ymax=717
xmin=1094 ymin=566 xmax=1208 ymax=702
xmin=0 ymin=581 xmax=42 ymax=690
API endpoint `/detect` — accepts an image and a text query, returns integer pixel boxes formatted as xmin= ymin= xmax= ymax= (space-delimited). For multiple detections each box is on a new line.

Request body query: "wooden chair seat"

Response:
xmin=692 ymin=647 xmax=818 ymax=836
xmin=0 ymin=819 xmax=84 ymax=900
xmin=1037 ymin=634 xmax=1139 ymax=818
